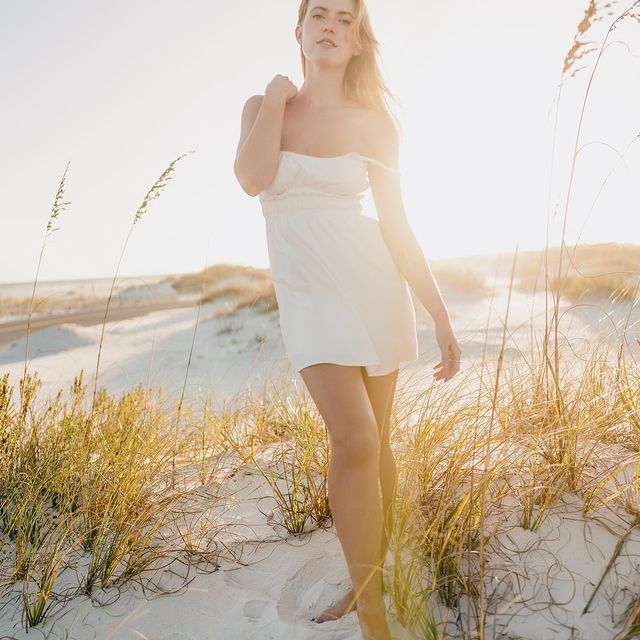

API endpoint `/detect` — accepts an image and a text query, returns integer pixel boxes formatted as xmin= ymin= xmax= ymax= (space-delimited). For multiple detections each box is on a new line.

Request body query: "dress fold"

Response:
xmin=259 ymin=151 xmax=418 ymax=377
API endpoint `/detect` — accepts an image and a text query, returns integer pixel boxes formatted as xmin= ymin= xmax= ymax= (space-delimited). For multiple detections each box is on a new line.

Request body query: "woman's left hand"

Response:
xmin=433 ymin=321 xmax=461 ymax=382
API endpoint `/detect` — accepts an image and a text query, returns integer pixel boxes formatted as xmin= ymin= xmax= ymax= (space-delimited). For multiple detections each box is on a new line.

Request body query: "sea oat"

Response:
xmin=21 ymin=161 xmax=71 ymax=423
xmin=562 ymin=1 xmax=618 ymax=78
xmin=91 ymin=151 xmax=195 ymax=410
xmin=45 ymin=161 xmax=71 ymax=234
xmin=133 ymin=150 xmax=194 ymax=224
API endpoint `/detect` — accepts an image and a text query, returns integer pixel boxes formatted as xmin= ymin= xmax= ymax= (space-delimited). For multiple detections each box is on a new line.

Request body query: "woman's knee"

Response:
xmin=329 ymin=425 xmax=380 ymax=466
xmin=299 ymin=363 xmax=381 ymax=466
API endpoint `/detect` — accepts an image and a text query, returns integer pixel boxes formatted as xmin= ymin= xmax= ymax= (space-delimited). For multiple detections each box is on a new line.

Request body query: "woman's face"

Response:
xmin=296 ymin=0 xmax=360 ymax=66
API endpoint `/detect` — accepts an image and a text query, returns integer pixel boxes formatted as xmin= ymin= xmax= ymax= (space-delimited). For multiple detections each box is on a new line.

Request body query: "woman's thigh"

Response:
xmin=362 ymin=369 xmax=399 ymax=446
xmin=298 ymin=363 xmax=379 ymax=453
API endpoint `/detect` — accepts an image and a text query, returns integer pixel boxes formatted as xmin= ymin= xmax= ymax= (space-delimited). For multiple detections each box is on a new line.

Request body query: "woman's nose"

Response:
xmin=323 ymin=19 xmax=336 ymax=33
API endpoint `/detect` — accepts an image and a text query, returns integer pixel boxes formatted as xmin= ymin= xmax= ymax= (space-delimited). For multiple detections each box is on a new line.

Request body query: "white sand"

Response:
xmin=0 ymin=284 xmax=639 ymax=639
xmin=0 ymin=275 xmax=192 ymax=323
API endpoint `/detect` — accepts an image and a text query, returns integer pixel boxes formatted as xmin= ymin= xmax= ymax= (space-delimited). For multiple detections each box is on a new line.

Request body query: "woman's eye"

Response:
xmin=312 ymin=14 xmax=350 ymax=25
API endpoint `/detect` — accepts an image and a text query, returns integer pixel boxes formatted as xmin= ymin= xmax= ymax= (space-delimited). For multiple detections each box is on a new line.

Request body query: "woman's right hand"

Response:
xmin=433 ymin=321 xmax=461 ymax=382
xmin=265 ymin=75 xmax=299 ymax=103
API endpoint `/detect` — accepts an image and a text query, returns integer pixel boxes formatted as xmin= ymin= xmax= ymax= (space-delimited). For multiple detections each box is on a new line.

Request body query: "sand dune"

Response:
xmin=1 ymin=278 xmax=639 ymax=639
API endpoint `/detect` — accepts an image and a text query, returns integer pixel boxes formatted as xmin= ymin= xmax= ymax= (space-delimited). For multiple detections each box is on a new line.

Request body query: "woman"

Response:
xmin=234 ymin=1 xmax=461 ymax=638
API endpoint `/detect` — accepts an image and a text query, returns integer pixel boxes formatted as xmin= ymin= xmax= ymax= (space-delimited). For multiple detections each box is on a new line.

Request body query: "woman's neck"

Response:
xmin=295 ymin=66 xmax=349 ymax=109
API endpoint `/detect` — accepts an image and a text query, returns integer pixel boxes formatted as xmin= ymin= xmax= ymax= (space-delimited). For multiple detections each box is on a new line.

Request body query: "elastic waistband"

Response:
xmin=260 ymin=194 xmax=364 ymax=217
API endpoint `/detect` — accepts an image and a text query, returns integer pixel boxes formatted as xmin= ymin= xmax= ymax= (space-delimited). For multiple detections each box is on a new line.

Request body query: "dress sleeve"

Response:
xmin=360 ymin=155 xmax=401 ymax=175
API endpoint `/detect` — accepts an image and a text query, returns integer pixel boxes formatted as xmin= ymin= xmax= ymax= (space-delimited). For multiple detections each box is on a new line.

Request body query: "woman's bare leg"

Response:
xmin=366 ymin=367 xmax=399 ymax=565
xmin=313 ymin=367 xmax=399 ymax=623
xmin=299 ymin=363 xmax=392 ymax=640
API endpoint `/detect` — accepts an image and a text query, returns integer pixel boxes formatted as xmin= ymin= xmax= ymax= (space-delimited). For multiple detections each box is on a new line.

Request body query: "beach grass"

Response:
xmin=1 ymin=294 xmax=639 ymax=636
xmin=2 ymin=1 xmax=640 ymax=637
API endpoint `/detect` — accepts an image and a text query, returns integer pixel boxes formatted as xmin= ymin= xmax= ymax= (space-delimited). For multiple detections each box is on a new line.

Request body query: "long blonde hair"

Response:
xmin=296 ymin=0 xmax=402 ymax=136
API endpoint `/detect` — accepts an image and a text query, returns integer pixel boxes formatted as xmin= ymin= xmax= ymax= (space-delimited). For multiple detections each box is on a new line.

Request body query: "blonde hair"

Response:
xmin=296 ymin=0 xmax=402 ymax=137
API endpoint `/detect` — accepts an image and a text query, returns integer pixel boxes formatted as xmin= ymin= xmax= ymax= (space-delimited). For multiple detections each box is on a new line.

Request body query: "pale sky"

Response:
xmin=1 ymin=0 xmax=639 ymax=284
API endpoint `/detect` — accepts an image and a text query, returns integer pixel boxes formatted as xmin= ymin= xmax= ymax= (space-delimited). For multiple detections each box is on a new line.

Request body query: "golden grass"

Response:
xmin=509 ymin=242 xmax=640 ymax=301
xmin=20 ymin=162 xmax=71 ymax=422
xmin=91 ymin=152 xmax=194 ymax=410
xmin=172 ymin=263 xmax=271 ymax=294
xmin=438 ymin=242 xmax=640 ymax=302
xmin=2 ymin=315 xmax=639 ymax=634
xmin=3 ymin=2 xmax=640 ymax=636
xmin=198 ymin=275 xmax=279 ymax=314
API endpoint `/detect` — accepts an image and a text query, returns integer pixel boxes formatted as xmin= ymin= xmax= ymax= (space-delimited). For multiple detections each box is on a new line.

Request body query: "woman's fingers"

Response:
xmin=433 ymin=360 xmax=449 ymax=379
xmin=432 ymin=341 xmax=461 ymax=381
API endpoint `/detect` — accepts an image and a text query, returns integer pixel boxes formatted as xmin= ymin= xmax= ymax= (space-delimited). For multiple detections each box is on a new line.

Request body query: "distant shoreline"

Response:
xmin=0 ymin=299 xmax=199 ymax=349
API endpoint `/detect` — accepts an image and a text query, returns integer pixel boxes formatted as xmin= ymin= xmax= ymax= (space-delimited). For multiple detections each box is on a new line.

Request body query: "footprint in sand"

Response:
xmin=223 ymin=565 xmax=278 ymax=593
xmin=275 ymin=553 xmax=412 ymax=639
xmin=243 ymin=598 xmax=273 ymax=621
xmin=277 ymin=554 xmax=358 ymax=635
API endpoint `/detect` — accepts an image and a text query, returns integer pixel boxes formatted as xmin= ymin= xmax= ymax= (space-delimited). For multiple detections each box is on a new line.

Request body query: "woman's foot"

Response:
xmin=313 ymin=588 xmax=357 ymax=623
xmin=313 ymin=577 xmax=389 ymax=624
xmin=357 ymin=600 xmax=392 ymax=640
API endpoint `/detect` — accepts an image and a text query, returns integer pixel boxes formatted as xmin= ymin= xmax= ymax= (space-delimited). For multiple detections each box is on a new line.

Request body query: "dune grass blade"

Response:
xmin=20 ymin=162 xmax=71 ymax=426
xmin=90 ymin=151 xmax=194 ymax=412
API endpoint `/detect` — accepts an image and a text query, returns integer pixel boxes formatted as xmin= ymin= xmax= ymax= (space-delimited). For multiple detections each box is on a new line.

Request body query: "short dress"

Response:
xmin=259 ymin=150 xmax=419 ymax=377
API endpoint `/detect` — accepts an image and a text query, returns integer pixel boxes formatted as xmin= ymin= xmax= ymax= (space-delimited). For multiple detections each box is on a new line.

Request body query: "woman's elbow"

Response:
xmin=235 ymin=167 xmax=275 ymax=197
xmin=237 ymin=178 xmax=262 ymax=197
xmin=234 ymin=164 xmax=263 ymax=197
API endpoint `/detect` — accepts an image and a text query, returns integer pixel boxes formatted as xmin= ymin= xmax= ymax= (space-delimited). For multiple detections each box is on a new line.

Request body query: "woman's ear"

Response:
xmin=295 ymin=25 xmax=302 ymax=45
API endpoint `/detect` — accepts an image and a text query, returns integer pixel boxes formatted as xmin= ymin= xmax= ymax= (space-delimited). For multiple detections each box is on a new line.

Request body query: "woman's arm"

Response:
xmin=369 ymin=113 xmax=461 ymax=380
xmin=234 ymin=76 xmax=298 ymax=196
xmin=234 ymin=94 xmax=285 ymax=196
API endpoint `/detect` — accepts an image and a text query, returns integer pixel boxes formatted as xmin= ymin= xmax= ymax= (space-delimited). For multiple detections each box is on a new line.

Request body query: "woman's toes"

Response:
xmin=314 ymin=590 xmax=357 ymax=623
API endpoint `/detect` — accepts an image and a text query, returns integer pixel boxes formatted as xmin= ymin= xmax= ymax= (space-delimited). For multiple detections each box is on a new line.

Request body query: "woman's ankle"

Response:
xmin=356 ymin=597 xmax=386 ymax=619
xmin=357 ymin=604 xmax=391 ymax=640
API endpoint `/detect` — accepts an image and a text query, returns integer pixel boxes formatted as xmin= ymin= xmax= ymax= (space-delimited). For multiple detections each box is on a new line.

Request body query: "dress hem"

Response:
xmin=291 ymin=355 xmax=418 ymax=377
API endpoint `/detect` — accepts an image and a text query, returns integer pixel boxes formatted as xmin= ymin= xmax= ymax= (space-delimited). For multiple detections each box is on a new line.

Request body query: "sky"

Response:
xmin=1 ymin=0 xmax=639 ymax=284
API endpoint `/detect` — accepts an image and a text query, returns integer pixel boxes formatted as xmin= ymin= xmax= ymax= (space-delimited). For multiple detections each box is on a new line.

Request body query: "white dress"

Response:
xmin=259 ymin=150 xmax=419 ymax=377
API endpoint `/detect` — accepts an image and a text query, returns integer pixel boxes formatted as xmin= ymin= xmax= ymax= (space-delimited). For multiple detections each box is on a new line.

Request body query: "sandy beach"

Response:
xmin=1 ymin=267 xmax=639 ymax=639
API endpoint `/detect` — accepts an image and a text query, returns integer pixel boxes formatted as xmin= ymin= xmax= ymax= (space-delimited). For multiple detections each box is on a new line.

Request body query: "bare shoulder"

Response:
xmin=361 ymin=109 xmax=399 ymax=167
xmin=366 ymin=110 xmax=398 ymax=151
xmin=242 ymin=94 xmax=264 ymax=117
xmin=237 ymin=95 xmax=265 ymax=155
xmin=239 ymin=94 xmax=265 ymax=132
